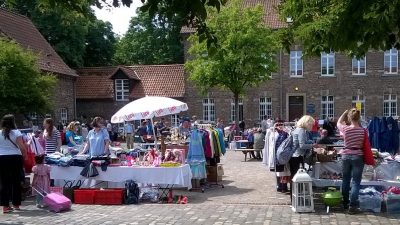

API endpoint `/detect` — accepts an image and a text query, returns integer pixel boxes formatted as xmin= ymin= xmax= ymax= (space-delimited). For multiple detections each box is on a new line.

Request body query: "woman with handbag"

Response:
xmin=337 ymin=108 xmax=369 ymax=214
xmin=0 ymin=114 xmax=28 ymax=213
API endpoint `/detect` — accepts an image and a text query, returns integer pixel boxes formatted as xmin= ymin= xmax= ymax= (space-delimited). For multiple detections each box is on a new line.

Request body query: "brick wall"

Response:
xmin=52 ymin=74 xmax=76 ymax=124
xmin=182 ymin=35 xmax=400 ymax=127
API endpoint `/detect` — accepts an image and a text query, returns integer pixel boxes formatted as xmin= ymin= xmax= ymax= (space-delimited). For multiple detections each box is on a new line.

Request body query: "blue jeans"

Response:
xmin=341 ymin=154 xmax=364 ymax=207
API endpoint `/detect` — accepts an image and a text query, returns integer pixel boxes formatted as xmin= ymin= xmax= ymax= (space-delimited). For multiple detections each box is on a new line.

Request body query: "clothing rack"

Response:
xmin=196 ymin=123 xmax=214 ymax=129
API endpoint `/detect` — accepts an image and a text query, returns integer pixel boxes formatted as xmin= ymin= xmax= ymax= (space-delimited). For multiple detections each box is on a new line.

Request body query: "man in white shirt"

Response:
xmin=261 ymin=115 xmax=269 ymax=134
xmin=124 ymin=122 xmax=134 ymax=149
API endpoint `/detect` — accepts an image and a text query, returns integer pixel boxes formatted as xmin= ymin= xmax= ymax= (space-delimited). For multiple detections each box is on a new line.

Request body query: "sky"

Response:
xmin=92 ymin=1 xmax=142 ymax=36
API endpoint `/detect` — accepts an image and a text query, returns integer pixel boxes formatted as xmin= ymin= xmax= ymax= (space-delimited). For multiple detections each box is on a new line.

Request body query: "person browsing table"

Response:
xmin=124 ymin=121 xmax=134 ymax=149
xmin=80 ymin=117 xmax=110 ymax=157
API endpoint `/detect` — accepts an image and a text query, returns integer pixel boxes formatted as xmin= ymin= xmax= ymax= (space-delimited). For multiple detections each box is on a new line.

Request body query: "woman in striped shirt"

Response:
xmin=43 ymin=118 xmax=61 ymax=154
xmin=337 ymin=108 xmax=364 ymax=214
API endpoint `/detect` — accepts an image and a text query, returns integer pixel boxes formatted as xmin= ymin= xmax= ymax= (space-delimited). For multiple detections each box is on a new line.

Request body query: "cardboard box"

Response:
xmin=206 ymin=164 xmax=223 ymax=182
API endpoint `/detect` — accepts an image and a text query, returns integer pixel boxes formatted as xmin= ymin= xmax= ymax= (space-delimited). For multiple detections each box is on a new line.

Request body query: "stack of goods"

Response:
xmin=359 ymin=187 xmax=382 ymax=213
xmin=384 ymin=187 xmax=400 ymax=214
xmin=319 ymin=171 xmax=342 ymax=180
xmin=314 ymin=147 xmax=337 ymax=162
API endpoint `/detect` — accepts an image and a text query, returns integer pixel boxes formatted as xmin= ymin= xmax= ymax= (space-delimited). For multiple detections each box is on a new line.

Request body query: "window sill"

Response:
xmin=115 ymin=100 xmax=129 ymax=102
xmin=351 ymin=74 xmax=367 ymax=76
xmin=319 ymin=75 xmax=336 ymax=77
xmin=289 ymin=76 xmax=304 ymax=78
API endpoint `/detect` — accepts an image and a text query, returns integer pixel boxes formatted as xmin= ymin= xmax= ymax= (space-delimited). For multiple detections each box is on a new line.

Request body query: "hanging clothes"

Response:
xmin=201 ymin=129 xmax=212 ymax=158
xmin=368 ymin=117 xmax=381 ymax=150
xmin=216 ymin=128 xmax=226 ymax=155
xmin=381 ymin=117 xmax=400 ymax=154
xmin=187 ymin=129 xmax=207 ymax=179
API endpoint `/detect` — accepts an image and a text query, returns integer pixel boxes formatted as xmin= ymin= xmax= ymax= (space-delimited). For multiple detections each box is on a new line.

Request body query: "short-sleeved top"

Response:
xmin=44 ymin=127 xmax=60 ymax=154
xmin=65 ymin=130 xmax=76 ymax=147
xmin=87 ymin=128 xmax=109 ymax=156
xmin=337 ymin=124 xmax=364 ymax=155
xmin=0 ymin=129 xmax=22 ymax=156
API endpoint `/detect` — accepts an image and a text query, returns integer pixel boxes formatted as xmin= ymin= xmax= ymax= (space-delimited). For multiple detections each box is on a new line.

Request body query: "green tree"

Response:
xmin=114 ymin=9 xmax=183 ymax=65
xmin=0 ymin=38 xmax=57 ymax=117
xmin=185 ymin=0 xmax=278 ymax=131
xmin=279 ymin=0 xmax=400 ymax=57
xmin=1 ymin=0 xmax=116 ymax=67
xmin=84 ymin=19 xmax=116 ymax=66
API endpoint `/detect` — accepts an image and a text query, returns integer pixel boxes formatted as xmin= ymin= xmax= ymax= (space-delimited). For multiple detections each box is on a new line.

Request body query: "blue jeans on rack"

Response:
xmin=341 ymin=154 xmax=364 ymax=208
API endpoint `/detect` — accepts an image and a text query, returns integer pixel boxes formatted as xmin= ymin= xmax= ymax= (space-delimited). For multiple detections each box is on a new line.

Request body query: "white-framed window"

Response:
xmin=203 ymin=98 xmax=215 ymax=122
xmin=60 ymin=108 xmax=68 ymax=125
xmin=230 ymin=98 xmax=244 ymax=122
xmin=171 ymin=114 xmax=180 ymax=128
xmin=259 ymin=97 xmax=272 ymax=121
xmin=321 ymin=96 xmax=334 ymax=119
xmin=115 ymin=79 xmax=129 ymax=101
xmin=352 ymin=56 xmax=366 ymax=75
xmin=384 ymin=48 xmax=398 ymax=74
xmin=351 ymin=95 xmax=366 ymax=119
xmin=290 ymin=51 xmax=303 ymax=77
xmin=383 ymin=94 xmax=397 ymax=117
xmin=321 ymin=52 xmax=335 ymax=76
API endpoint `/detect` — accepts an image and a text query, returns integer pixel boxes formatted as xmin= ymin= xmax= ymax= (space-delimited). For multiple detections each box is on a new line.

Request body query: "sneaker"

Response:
xmin=2 ymin=207 xmax=12 ymax=214
xmin=348 ymin=207 xmax=362 ymax=215
xmin=180 ymin=196 xmax=188 ymax=204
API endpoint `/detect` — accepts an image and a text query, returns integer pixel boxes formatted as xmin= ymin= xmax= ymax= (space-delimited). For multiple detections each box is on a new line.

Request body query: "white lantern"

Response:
xmin=291 ymin=168 xmax=314 ymax=213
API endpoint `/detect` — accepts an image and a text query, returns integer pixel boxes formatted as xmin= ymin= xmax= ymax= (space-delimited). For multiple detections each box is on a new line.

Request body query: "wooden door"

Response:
xmin=288 ymin=96 xmax=304 ymax=121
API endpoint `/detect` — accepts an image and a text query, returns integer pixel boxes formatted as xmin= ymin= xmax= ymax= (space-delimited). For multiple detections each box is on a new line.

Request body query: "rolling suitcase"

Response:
xmin=33 ymin=187 xmax=72 ymax=212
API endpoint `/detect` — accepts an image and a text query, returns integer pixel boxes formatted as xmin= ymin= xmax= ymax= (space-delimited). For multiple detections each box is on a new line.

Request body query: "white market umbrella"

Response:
xmin=111 ymin=96 xmax=188 ymax=123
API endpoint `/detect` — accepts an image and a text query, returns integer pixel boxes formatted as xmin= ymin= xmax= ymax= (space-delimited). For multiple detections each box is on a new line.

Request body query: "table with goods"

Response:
xmin=310 ymin=144 xmax=400 ymax=214
xmin=48 ymin=145 xmax=191 ymax=205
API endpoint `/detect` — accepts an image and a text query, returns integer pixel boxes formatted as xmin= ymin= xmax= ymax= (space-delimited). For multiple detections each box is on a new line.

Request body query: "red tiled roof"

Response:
xmin=0 ymin=9 xmax=77 ymax=77
xmin=108 ymin=66 xmax=141 ymax=80
xmin=75 ymin=67 xmax=115 ymax=99
xmin=128 ymin=64 xmax=185 ymax=98
xmin=180 ymin=0 xmax=285 ymax=34
xmin=75 ymin=65 xmax=185 ymax=99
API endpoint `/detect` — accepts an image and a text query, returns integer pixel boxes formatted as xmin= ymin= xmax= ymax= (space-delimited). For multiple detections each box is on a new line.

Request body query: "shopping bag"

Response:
xmin=363 ymin=129 xmax=375 ymax=166
xmin=63 ymin=180 xmax=81 ymax=202
xmin=24 ymin=148 xmax=36 ymax=173
xmin=80 ymin=162 xmax=99 ymax=178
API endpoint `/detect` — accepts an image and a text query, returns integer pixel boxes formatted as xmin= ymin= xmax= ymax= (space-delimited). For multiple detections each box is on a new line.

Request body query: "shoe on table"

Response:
xmin=348 ymin=207 xmax=362 ymax=215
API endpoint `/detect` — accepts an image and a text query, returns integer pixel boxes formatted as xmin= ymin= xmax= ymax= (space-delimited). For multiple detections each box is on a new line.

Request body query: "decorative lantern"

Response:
xmin=291 ymin=168 xmax=314 ymax=213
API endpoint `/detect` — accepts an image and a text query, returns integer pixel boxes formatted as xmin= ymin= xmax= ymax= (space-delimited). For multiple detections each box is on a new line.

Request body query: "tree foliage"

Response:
xmin=279 ymin=0 xmax=400 ymax=58
xmin=114 ymin=9 xmax=183 ymax=65
xmin=0 ymin=38 xmax=57 ymax=117
xmin=1 ymin=0 xmax=116 ymax=67
xmin=185 ymin=0 xmax=278 ymax=126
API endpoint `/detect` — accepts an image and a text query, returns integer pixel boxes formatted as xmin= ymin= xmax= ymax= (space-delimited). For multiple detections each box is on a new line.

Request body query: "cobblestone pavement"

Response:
xmin=2 ymin=150 xmax=400 ymax=224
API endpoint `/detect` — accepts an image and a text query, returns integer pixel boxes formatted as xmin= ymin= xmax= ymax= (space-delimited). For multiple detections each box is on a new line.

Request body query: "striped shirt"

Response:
xmin=44 ymin=127 xmax=60 ymax=154
xmin=337 ymin=124 xmax=364 ymax=155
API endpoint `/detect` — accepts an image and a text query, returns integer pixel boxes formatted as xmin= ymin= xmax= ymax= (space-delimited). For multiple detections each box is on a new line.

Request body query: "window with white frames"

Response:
xmin=171 ymin=114 xmax=180 ymax=127
xmin=321 ymin=96 xmax=334 ymax=119
xmin=60 ymin=108 xmax=68 ymax=125
xmin=115 ymin=79 xmax=129 ymax=101
xmin=203 ymin=98 xmax=215 ymax=122
xmin=259 ymin=97 xmax=272 ymax=121
xmin=230 ymin=98 xmax=243 ymax=122
xmin=290 ymin=51 xmax=303 ymax=76
xmin=351 ymin=95 xmax=366 ymax=119
xmin=352 ymin=56 xmax=366 ymax=75
xmin=384 ymin=49 xmax=398 ymax=74
xmin=321 ymin=52 xmax=335 ymax=76
xmin=383 ymin=94 xmax=397 ymax=117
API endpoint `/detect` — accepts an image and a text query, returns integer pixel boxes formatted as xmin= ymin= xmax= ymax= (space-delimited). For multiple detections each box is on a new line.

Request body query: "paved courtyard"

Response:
xmin=1 ymin=150 xmax=400 ymax=225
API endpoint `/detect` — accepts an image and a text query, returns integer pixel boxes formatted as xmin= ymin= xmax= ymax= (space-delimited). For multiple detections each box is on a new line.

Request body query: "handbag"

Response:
xmin=363 ymin=129 xmax=375 ymax=166
xmin=8 ymin=137 xmax=35 ymax=173
xmin=63 ymin=180 xmax=82 ymax=202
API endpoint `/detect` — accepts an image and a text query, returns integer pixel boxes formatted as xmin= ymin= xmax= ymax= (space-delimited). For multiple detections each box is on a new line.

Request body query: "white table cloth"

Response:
xmin=51 ymin=164 xmax=192 ymax=189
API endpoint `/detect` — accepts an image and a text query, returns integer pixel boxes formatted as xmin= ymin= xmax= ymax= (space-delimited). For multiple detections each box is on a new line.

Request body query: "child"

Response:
xmin=32 ymin=155 xmax=51 ymax=208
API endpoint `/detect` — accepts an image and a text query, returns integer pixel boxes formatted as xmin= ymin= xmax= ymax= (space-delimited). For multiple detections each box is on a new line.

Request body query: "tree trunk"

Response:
xmin=234 ymin=93 xmax=240 ymax=135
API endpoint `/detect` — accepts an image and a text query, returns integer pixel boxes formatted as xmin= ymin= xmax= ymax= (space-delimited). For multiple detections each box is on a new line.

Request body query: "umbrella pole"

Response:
xmin=151 ymin=117 xmax=157 ymax=151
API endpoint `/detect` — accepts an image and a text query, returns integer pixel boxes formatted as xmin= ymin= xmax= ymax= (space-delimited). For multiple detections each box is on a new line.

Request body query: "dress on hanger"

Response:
xmin=187 ymin=129 xmax=207 ymax=179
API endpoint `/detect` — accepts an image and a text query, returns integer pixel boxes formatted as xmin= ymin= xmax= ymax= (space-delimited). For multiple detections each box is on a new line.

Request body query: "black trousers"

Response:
xmin=0 ymin=155 xmax=23 ymax=207
xmin=289 ymin=156 xmax=304 ymax=200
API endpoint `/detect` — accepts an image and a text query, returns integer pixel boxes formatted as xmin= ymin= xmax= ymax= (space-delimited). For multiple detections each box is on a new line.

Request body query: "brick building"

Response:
xmin=181 ymin=0 xmax=400 ymax=127
xmin=0 ymin=9 xmax=77 ymax=125
xmin=75 ymin=65 xmax=185 ymax=125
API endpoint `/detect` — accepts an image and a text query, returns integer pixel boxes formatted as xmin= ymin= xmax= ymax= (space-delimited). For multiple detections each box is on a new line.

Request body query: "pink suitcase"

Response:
xmin=33 ymin=187 xmax=72 ymax=212
xmin=44 ymin=192 xmax=72 ymax=212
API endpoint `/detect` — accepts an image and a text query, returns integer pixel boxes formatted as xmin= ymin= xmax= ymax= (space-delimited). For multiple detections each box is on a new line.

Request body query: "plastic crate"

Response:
xmin=94 ymin=189 xmax=124 ymax=205
xmin=386 ymin=193 xmax=400 ymax=214
xmin=74 ymin=189 xmax=96 ymax=204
